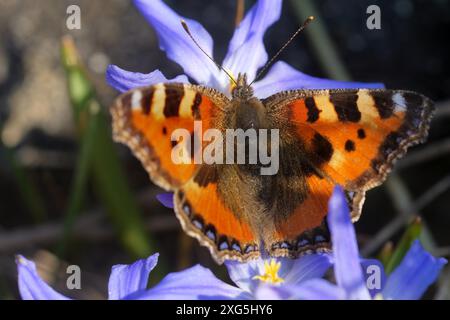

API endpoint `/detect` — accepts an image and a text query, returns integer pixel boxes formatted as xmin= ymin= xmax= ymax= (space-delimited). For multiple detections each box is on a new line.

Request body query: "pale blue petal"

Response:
xmin=382 ymin=240 xmax=447 ymax=300
xmin=253 ymin=61 xmax=385 ymax=98
xmin=126 ymin=265 xmax=248 ymax=300
xmin=16 ymin=255 xmax=70 ymax=300
xmin=255 ymin=279 xmax=345 ymax=300
xmin=106 ymin=65 xmax=188 ymax=93
xmin=328 ymin=186 xmax=370 ymax=299
xmin=108 ymin=253 xmax=159 ymax=300
xmin=133 ymin=0 xmax=219 ymax=85
xmin=225 ymin=259 xmax=267 ymax=293
xmin=360 ymin=259 xmax=386 ymax=298
xmin=253 ymin=284 xmax=292 ymax=300
xmin=284 ymin=254 xmax=333 ymax=285
xmin=222 ymin=0 xmax=282 ymax=83
xmin=289 ymin=279 xmax=346 ymax=300
xmin=156 ymin=193 xmax=175 ymax=209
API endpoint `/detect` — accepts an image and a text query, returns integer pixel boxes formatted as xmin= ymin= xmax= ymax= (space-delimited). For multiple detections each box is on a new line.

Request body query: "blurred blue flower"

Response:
xmin=16 ymin=253 xmax=244 ymax=300
xmin=258 ymin=187 xmax=447 ymax=300
xmin=106 ymin=0 xmax=383 ymax=98
xmin=134 ymin=254 xmax=333 ymax=300
xmin=17 ymin=253 xmax=161 ymax=300
xmin=16 ymin=252 xmax=331 ymax=300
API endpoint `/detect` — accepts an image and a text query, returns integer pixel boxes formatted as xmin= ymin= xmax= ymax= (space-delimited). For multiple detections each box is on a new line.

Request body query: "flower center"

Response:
xmin=253 ymin=259 xmax=285 ymax=285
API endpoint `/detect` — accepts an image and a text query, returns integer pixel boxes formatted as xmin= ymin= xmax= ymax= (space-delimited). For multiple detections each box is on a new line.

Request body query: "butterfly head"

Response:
xmin=232 ymin=73 xmax=254 ymax=100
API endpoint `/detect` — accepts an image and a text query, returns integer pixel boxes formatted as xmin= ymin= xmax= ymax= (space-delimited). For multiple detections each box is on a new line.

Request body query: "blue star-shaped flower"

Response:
xmin=15 ymin=251 xmax=332 ymax=299
xmin=106 ymin=0 xmax=383 ymax=97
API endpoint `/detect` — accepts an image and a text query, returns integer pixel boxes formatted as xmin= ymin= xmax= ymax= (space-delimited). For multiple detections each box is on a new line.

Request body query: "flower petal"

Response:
xmin=222 ymin=0 xmax=282 ymax=83
xmin=126 ymin=265 xmax=248 ymax=300
xmin=287 ymin=279 xmax=346 ymax=300
xmin=156 ymin=193 xmax=175 ymax=209
xmin=16 ymin=255 xmax=70 ymax=300
xmin=328 ymin=186 xmax=371 ymax=299
xmin=284 ymin=254 xmax=333 ymax=285
xmin=255 ymin=279 xmax=345 ymax=300
xmin=360 ymin=259 xmax=386 ymax=298
xmin=253 ymin=284 xmax=292 ymax=300
xmin=253 ymin=61 xmax=385 ymax=98
xmin=133 ymin=0 xmax=219 ymax=85
xmin=382 ymin=240 xmax=447 ymax=300
xmin=106 ymin=65 xmax=188 ymax=93
xmin=108 ymin=253 xmax=159 ymax=300
xmin=225 ymin=259 xmax=267 ymax=293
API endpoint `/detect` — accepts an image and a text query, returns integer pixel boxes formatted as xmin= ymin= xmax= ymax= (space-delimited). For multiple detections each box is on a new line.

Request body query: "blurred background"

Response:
xmin=0 ymin=0 xmax=449 ymax=299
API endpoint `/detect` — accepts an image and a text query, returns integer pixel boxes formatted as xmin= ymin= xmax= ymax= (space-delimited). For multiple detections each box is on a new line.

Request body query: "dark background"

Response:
xmin=0 ymin=0 xmax=449 ymax=299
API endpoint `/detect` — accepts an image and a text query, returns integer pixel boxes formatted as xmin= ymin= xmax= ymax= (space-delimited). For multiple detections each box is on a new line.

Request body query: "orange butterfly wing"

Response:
xmin=263 ymin=89 xmax=433 ymax=257
xmin=111 ymin=83 xmax=259 ymax=263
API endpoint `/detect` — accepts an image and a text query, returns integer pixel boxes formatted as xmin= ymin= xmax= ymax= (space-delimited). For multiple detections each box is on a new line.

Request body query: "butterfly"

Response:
xmin=110 ymin=72 xmax=433 ymax=264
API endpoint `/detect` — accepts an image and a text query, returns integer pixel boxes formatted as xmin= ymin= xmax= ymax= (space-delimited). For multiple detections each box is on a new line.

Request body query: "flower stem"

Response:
xmin=289 ymin=0 xmax=352 ymax=80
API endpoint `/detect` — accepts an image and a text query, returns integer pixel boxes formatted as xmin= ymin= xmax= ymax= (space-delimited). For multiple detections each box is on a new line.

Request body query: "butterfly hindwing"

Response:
xmin=175 ymin=174 xmax=260 ymax=264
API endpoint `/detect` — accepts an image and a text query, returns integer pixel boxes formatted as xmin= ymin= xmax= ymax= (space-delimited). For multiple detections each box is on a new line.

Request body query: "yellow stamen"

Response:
xmin=374 ymin=293 xmax=384 ymax=300
xmin=253 ymin=259 xmax=285 ymax=285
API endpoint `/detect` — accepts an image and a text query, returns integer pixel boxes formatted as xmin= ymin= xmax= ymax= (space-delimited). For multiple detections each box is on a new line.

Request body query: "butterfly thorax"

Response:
xmin=230 ymin=73 xmax=267 ymax=130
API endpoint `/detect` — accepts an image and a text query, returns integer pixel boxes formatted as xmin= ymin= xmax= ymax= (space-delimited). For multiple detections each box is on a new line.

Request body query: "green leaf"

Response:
xmin=60 ymin=36 xmax=154 ymax=259
xmin=377 ymin=241 xmax=394 ymax=268
xmin=0 ymin=124 xmax=47 ymax=224
xmin=57 ymin=101 xmax=98 ymax=257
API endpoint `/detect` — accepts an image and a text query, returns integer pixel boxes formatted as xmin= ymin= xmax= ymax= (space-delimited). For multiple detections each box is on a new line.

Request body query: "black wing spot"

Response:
xmin=192 ymin=92 xmax=202 ymax=118
xmin=163 ymin=84 xmax=184 ymax=117
xmin=357 ymin=128 xmax=366 ymax=139
xmin=312 ymin=133 xmax=333 ymax=162
xmin=370 ymin=91 xmax=394 ymax=119
xmin=305 ymin=97 xmax=320 ymax=123
xmin=345 ymin=139 xmax=356 ymax=152
xmin=329 ymin=89 xmax=361 ymax=122
xmin=141 ymin=89 xmax=154 ymax=115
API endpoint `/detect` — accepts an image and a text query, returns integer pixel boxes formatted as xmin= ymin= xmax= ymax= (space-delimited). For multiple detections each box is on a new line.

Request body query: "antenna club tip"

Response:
xmin=308 ymin=16 xmax=315 ymax=20
xmin=181 ymin=19 xmax=189 ymax=32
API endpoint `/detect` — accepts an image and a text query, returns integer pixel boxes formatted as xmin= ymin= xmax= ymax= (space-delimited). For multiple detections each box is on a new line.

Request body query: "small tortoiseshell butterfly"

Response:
xmin=110 ymin=16 xmax=433 ymax=264
xmin=110 ymin=72 xmax=433 ymax=264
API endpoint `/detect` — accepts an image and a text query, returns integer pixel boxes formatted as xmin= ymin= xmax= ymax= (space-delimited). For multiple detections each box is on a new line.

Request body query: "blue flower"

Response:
xmin=258 ymin=186 xmax=447 ymax=300
xmin=134 ymin=254 xmax=333 ymax=300
xmin=16 ymin=253 xmax=243 ymax=300
xmin=106 ymin=0 xmax=383 ymax=97
xmin=17 ymin=253 xmax=166 ymax=300
xmin=16 ymin=252 xmax=331 ymax=300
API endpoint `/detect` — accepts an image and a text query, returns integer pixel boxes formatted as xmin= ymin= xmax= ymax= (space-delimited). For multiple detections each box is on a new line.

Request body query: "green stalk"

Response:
xmin=0 ymin=125 xmax=47 ymax=223
xmin=385 ymin=218 xmax=422 ymax=274
xmin=60 ymin=36 xmax=154 ymax=259
xmin=289 ymin=0 xmax=352 ymax=80
xmin=57 ymin=101 xmax=98 ymax=256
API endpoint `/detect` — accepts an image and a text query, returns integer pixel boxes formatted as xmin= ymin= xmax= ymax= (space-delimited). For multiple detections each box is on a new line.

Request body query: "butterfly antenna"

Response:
xmin=181 ymin=20 xmax=238 ymax=87
xmin=249 ymin=16 xmax=315 ymax=86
